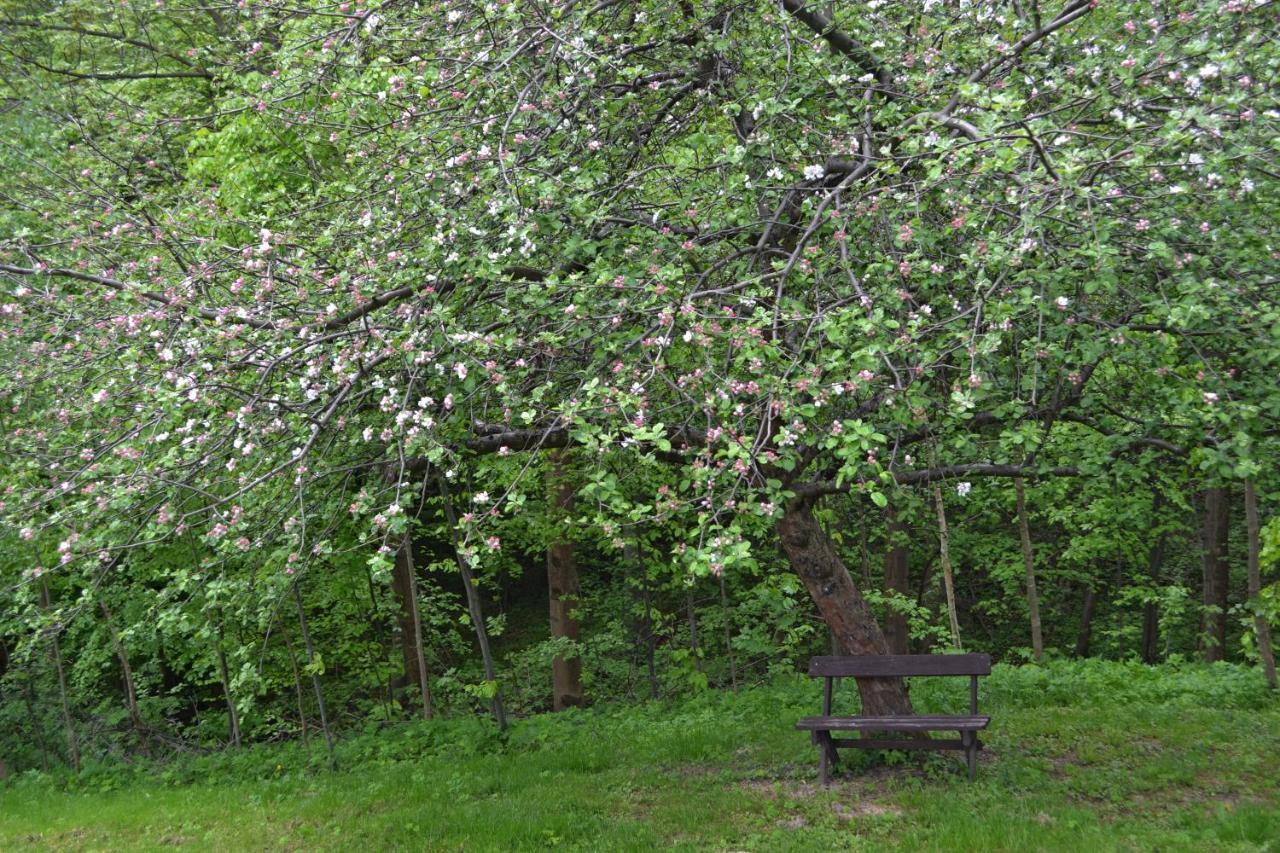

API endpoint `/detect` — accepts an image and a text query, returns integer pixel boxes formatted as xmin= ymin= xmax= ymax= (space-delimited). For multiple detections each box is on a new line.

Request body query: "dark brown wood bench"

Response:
xmin=796 ymin=653 xmax=992 ymax=783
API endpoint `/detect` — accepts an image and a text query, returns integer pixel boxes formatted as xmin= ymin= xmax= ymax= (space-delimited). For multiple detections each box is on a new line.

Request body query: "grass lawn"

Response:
xmin=1 ymin=661 xmax=1277 ymax=851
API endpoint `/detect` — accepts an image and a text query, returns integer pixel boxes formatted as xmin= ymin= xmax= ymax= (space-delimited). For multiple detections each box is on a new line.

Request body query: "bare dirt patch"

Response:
xmin=831 ymin=801 xmax=904 ymax=821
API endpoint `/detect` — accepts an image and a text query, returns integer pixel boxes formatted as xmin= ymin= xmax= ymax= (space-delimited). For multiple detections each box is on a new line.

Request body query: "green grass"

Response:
xmin=2 ymin=661 xmax=1278 ymax=851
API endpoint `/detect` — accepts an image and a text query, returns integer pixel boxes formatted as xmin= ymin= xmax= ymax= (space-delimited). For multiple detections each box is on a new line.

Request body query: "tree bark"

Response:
xmin=775 ymin=499 xmax=913 ymax=716
xmin=41 ymin=579 xmax=79 ymax=772
xmin=931 ymin=484 xmax=963 ymax=649
xmin=546 ymin=452 xmax=584 ymax=710
xmin=214 ymin=625 xmax=241 ymax=749
xmin=1245 ymin=481 xmax=1277 ymax=688
xmin=396 ymin=535 xmax=434 ymax=719
xmin=1201 ymin=486 xmax=1230 ymax=663
xmin=882 ymin=503 xmax=911 ymax=655
xmin=282 ymin=630 xmax=312 ymax=754
xmin=99 ymin=599 xmax=147 ymax=749
xmin=438 ymin=477 xmax=508 ymax=731
xmin=292 ymin=582 xmax=336 ymax=767
xmin=1014 ymin=478 xmax=1044 ymax=661
xmin=390 ymin=534 xmax=425 ymax=697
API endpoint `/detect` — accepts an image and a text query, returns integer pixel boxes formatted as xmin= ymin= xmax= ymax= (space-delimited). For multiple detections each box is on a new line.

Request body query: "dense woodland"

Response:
xmin=0 ymin=0 xmax=1277 ymax=779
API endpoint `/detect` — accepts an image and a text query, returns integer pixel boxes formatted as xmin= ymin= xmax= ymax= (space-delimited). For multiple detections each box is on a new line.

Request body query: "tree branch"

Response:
xmin=780 ymin=0 xmax=891 ymax=89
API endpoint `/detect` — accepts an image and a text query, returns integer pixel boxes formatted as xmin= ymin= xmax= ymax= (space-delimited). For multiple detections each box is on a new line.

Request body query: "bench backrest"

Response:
xmin=808 ymin=654 xmax=991 ymax=678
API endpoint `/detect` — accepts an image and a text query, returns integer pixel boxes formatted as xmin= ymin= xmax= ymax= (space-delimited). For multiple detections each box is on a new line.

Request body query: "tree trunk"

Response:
xmin=292 ymin=582 xmax=336 ymax=767
xmin=439 ymin=477 xmax=508 ymax=731
xmin=546 ymin=452 xmax=584 ymax=710
xmin=931 ymin=484 xmax=963 ymax=649
xmin=99 ymin=599 xmax=147 ymax=750
xmin=396 ymin=535 xmax=434 ymax=719
xmin=214 ymin=626 xmax=241 ymax=749
xmin=1245 ymin=481 xmax=1277 ymax=688
xmin=883 ymin=503 xmax=910 ymax=655
xmin=1140 ymin=490 xmax=1167 ymax=664
xmin=390 ymin=534 xmax=425 ymax=697
xmin=41 ymin=579 xmax=79 ymax=772
xmin=1201 ymin=486 xmax=1230 ymax=663
xmin=775 ymin=500 xmax=913 ymax=716
xmin=1014 ymin=478 xmax=1044 ymax=661
xmin=282 ymin=630 xmax=312 ymax=754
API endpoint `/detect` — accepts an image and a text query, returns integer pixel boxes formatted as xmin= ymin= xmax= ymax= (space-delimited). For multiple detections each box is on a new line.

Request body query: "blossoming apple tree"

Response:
xmin=1 ymin=0 xmax=1276 ymax=717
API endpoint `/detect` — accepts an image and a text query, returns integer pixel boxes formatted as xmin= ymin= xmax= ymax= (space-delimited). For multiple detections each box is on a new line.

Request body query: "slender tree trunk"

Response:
xmin=41 ymin=579 xmax=79 ymax=772
xmin=397 ymin=535 xmax=434 ymax=719
xmin=931 ymin=484 xmax=963 ymax=649
xmin=292 ymin=582 xmax=336 ymax=767
xmin=390 ymin=535 xmax=425 ymax=697
xmin=1245 ymin=481 xmax=1278 ymax=688
xmin=1141 ymin=490 xmax=1168 ymax=664
xmin=1014 ymin=478 xmax=1044 ymax=661
xmin=282 ymin=630 xmax=312 ymax=754
xmin=1074 ymin=585 xmax=1096 ymax=658
xmin=775 ymin=500 xmax=913 ymax=716
xmin=546 ymin=452 xmax=583 ymax=710
xmin=1201 ymin=486 xmax=1230 ymax=662
xmin=438 ymin=477 xmax=508 ymax=731
xmin=883 ymin=503 xmax=910 ymax=655
xmin=214 ymin=626 xmax=241 ymax=749
xmin=362 ymin=564 xmax=396 ymax=723
xmin=99 ymin=599 xmax=148 ymax=750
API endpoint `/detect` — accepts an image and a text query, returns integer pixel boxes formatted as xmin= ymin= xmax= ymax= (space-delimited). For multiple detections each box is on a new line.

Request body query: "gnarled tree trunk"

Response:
xmin=776 ymin=499 xmax=913 ymax=716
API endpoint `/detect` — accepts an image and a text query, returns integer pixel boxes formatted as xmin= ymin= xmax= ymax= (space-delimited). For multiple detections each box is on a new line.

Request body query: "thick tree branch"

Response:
xmin=792 ymin=463 xmax=1080 ymax=500
xmin=943 ymin=0 xmax=1094 ymax=116
xmin=780 ymin=0 xmax=891 ymax=89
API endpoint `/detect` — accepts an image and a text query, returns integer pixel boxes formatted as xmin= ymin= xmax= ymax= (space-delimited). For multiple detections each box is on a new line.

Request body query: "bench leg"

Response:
xmin=814 ymin=731 xmax=838 ymax=785
xmin=964 ymin=733 xmax=977 ymax=781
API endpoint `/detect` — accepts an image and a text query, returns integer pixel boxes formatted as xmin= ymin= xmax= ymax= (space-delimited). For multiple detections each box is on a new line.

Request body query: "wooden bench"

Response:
xmin=796 ymin=653 xmax=992 ymax=783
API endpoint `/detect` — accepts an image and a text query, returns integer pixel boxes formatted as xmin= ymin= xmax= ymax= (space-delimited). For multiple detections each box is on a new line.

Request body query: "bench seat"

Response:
xmin=796 ymin=714 xmax=990 ymax=732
